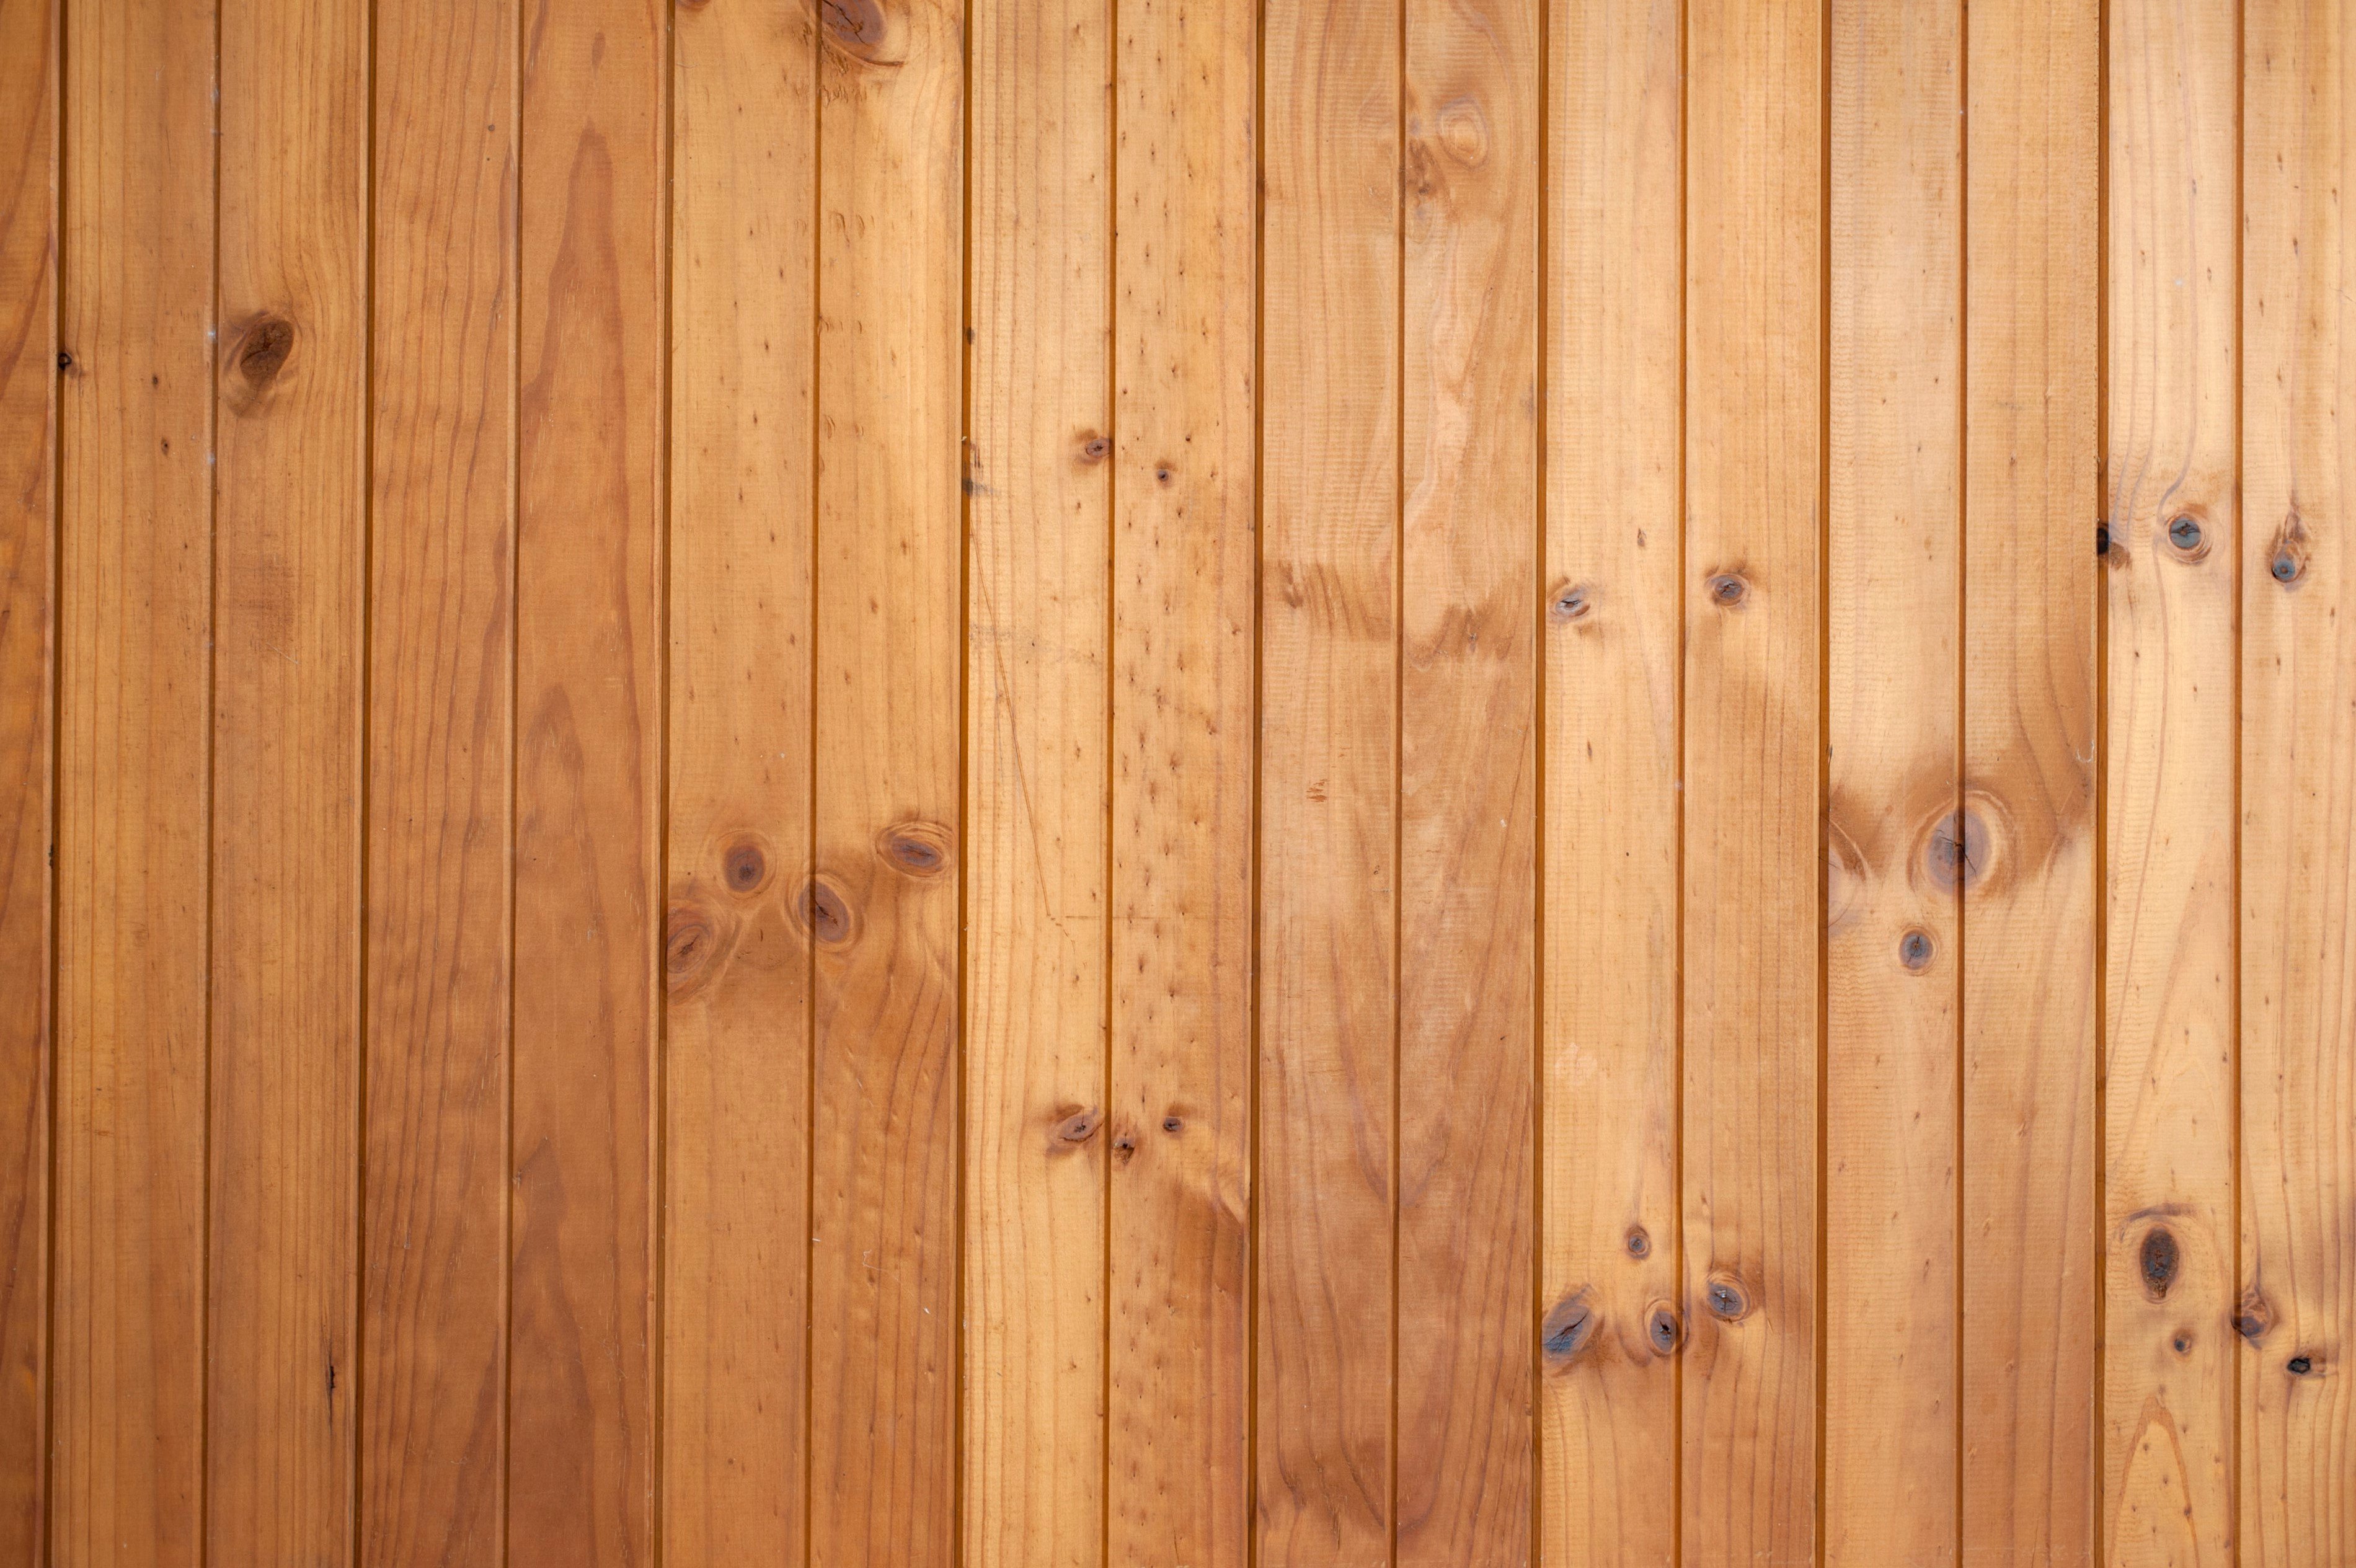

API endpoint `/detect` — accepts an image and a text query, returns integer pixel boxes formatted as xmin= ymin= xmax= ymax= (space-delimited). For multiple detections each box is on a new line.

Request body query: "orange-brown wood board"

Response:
xmin=6 ymin=0 xmax=2353 ymax=1562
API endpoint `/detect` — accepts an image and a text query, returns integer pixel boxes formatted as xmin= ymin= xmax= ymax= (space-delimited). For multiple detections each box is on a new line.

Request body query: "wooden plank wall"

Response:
xmin=7 ymin=0 xmax=2356 ymax=1564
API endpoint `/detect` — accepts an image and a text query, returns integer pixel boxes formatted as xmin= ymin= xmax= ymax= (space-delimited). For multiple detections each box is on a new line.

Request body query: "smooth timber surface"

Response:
xmin=5 ymin=0 xmax=2354 ymax=1563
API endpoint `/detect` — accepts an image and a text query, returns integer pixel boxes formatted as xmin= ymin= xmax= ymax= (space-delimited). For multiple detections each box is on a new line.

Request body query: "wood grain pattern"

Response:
xmin=509 ymin=0 xmax=664 ymax=1559
xmin=2105 ymin=0 xmax=2239 ymax=1560
xmin=0 ymin=0 xmax=51 ymax=1557
xmin=1680 ymin=0 xmax=1823 ymax=1558
xmin=1257 ymin=0 xmax=1399 ymax=1556
xmin=1396 ymin=0 xmax=1538 ymax=1556
xmin=1822 ymin=0 xmax=1960 ymax=1559
xmin=52 ymin=0 xmax=215 ymax=1557
xmin=808 ymin=0 xmax=965 ymax=1560
xmin=663 ymin=1 xmax=813 ymax=1561
xmin=964 ymin=0 xmax=1109 ymax=1555
xmin=29 ymin=6 xmax=2356 ymax=1562
xmin=2243 ymin=1 xmax=2356 ymax=1558
xmin=1960 ymin=0 xmax=2099 ymax=1560
xmin=207 ymin=0 xmax=366 ymax=1556
xmin=1538 ymin=0 xmax=1682 ymax=1559
xmin=1105 ymin=0 xmax=1257 ymax=1556
xmin=362 ymin=0 xmax=515 ymax=1559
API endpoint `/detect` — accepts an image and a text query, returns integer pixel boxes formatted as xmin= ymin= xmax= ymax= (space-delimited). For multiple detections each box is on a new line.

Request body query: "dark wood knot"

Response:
xmin=1541 ymin=1291 xmax=1594 ymax=1365
xmin=1704 ymin=1273 xmax=1750 ymax=1321
xmin=877 ymin=820 xmax=952 ymax=878
xmin=722 ymin=836 xmax=770 ymax=895
xmin=1898 ymin=927 xmax=1934 ymax=972
xmin=1704 ymin=571 xmax=1748 ymax=608
xmin=798 ymin=877 xmax=854 ymax=946
xmin=2140 ymin=1226 xmax=2180 ymax=1300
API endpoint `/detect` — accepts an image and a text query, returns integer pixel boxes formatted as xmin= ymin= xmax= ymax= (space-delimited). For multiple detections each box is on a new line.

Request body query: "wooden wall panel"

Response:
xmin=509 ymin=0 xmax=665 ymax=1559
xmin=27 ymin=6 xmax=2356 ymax=1563
xmin=208 ymin=0 xmax=366 ymax=1556
xmin=808 ymin=0 xmax=965 ymax=1561
xmin=2244 ymin=1 xmax=2356 ymax=1559
xmin=1822 ymin=1 xmax=1960 ymax=1561
xmin=52 ymin=0 xmax=215 ymax=1558
xmin=1105 ymin=0 xmax=1257 ymax=1557
xmin=362 ymin=0 xmax=515 ymax=1559
xmin=1680 ymin=0 xmax=1823 ymax=1558
xmin=1397 ymin=0 xmax=1539 ymax=1557
xmin=1962 ymin=0 xmax=2099 ymax=1561
xmin=1538 ymin=0 xmax=1682 ymax=1559
xmin=965 ymin=0 xmax=1109 ymax=1556
xmin=1257 ymin=0 xmax=1399 ymax=1557
xmin=0 ymin=0 xmax=51 ymax=1556
xmin=2105 ymin=0 xmax=2239 ymax=1560
xmin=663 ymin=0 xmax=813 ymax=1561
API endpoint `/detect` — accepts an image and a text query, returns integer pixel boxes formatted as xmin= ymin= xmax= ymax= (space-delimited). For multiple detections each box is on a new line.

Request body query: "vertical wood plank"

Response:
xmin=510 ymin=0 xmax=664 ymax=1557
xmin=0 ymin=0 xmax=51 ymax=1556
xmin=662 ymin=1 xmax=813 ymax=1562
xmin=2105 ymin=0 xmax=2238 ymax=1559
xmin=1680 ymin=0 xmax=1822 ymax=1559
xmin=1257 ymin=0 xmax=1399 ymax=1555
xmin=808 ymin=0 xmax=964 ymax=1559
xmin=1960 ymin=0 xmax=2099 ymax=1560
xmin=1396 ymin=0 xmax=1538 ymax=1556
xmin=1821 ymin=0 xmax=1960 ymax=1561
xmin=363 ymin=0 xmax=516 ymax=1558
xmin=1105 ymin=0 xmax=1257 ymax=1554
xmin=964 ymin=0 xmax=1109 ymax=1556
xmin=1538 ymin=0 xmax=1681 ymax=1557
xmin=207 ymin=0 xmax=366 ymax=1554
xmin=52 ymin=0 xmax=215 ymax=1557
xmin=2243 ymin=1 xmax=2356 ymax=1558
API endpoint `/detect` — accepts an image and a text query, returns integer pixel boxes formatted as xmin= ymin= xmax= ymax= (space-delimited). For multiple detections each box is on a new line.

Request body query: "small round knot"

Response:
xmin=1899 ymin=928 xmax=1934 ymax=972
xmin=1646 ymin=1304 xmax=1681 ymax=1354
xmin=799 ymin=878 xmax=853 ymax=946
xmin=1541 ymin=1293 xmax=1595 ymax=1363
xmin=2140 ymin=1226 xmax=2180 ymax=1300
xmin=1624 ymin=1226 xmax=1650 ymax=1259
xmin=1078 ymin=433 xmax=1110 ymax=464
xmin=1704 ymin=1274 xmax=1750 ymax=1321
xmin=1550 ymin=583 xmax=1593 ymax=624
xmin=1705 ymin=572 xmax=1748 ymax=608
xmin=722 ymin=838 xmax=769 ymax=895
xmin=877 ymin=820 xmax=953 ymax=877
xmin=2288 ymin=1355 xmax=2315 ymax=1376
xmin=1052 ymin=1107 xmax=1102 ymax=1145
xmin=1154 ymin=463 xmax=1176 ymax=487
xmin=1161 ymin=1115 xmax=1183 ymax=1133
xmin=2166 ymin=514 xmax=2206 ymax=557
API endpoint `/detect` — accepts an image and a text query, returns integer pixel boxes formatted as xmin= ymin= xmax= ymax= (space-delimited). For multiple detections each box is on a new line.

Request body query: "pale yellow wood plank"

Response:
xmin=52 ymin=0 xmax=215 ymax=1557
xmin=1105 ymin=0 xmax=1257 ymax=1554
xmin=809 ymin=0 xmax=966 ymax=1559
xmin=1257 ymin=0 xmax=1399 ymax=1556
xmin=1681 ymin=0 xmax=1822 ymax=1556
xmin=964 ymin=0 xmax=1110 ymax=1557
xmin=1538 ymin=0 xmax=1682 ymax=1558
xmin=1960 ymin=0 xmax=2100 ymax=1561
xmin=1822 ymin=1 xmax=1960 ymax=1560
xmin=663 ymin=1 xmax=815 ymax=1559
xmin=2243 ymin=1 xmax=2356 ymax=1559
xmin=1396 ymin=0 xmax=1538 ymax=1555
xmin=2104 ymin=0 xmax=2239 ymax=1559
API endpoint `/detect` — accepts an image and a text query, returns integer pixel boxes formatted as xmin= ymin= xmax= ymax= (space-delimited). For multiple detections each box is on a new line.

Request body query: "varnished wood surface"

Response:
xmin=9 ymin=2 xmax=2356 ymax=1564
